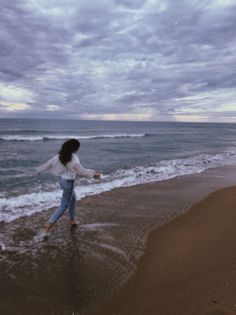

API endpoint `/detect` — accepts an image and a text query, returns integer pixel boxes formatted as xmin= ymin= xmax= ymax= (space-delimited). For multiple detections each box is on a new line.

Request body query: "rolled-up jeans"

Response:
xmin=49 ymin=178 xmax=76 ymax=225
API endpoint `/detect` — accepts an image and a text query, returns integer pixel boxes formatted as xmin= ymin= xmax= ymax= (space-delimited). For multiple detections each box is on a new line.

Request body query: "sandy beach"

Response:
xmin=1 ymin=166 xmax=236 ymax=315
xmin=89 ymin=186 xmax=236 ymax=315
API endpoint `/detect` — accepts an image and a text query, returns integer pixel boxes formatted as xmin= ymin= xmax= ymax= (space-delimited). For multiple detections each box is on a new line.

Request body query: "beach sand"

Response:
xmin=88 ymin=186 xmax=236 ymax=315
xmin=1 ymin=166 xmax=236 ymax=315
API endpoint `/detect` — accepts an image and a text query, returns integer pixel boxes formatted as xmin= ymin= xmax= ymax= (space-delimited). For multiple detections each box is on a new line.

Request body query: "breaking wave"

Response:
xmin=0 ymin=133 xmax=148 ymax=141
xmin=1 ymin=150 xmax=236 ymax=222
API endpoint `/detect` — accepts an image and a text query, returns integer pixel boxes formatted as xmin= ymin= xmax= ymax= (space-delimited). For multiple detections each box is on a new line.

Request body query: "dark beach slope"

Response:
xmin=0 ymin=165 xmax=236 ymax=315
xmin=89 ymin=186 xmax=236 ymax=315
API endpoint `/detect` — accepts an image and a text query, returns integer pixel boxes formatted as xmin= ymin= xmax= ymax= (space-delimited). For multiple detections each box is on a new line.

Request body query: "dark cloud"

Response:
xmin=0 ymin=0 xmax=236 ymax=122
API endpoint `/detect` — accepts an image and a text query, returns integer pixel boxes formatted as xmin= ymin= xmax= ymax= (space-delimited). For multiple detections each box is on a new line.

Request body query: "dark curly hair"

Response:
xmin=59 ymin=139 xmax=80 ymax=166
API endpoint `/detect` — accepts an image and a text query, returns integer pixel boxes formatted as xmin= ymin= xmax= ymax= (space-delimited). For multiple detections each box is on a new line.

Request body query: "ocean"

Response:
xmin=1 ymin=118 xmax=236 ymax=222
xmin=1 ymin=118 xmax=236 ymax=314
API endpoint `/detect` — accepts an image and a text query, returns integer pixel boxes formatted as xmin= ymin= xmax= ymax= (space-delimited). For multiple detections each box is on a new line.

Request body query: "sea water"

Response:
xmin=1 ymin=118 xmax=236 ymax=222
xmin=1 ymin=118 xmax=236 ymax=313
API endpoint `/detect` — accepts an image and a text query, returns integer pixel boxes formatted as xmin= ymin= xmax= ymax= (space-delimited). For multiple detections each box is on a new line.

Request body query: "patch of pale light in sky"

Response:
xmin=0 ymin=83 xmax=34 ymax=103
xmin=207 ymin=0 xmax=236 ymax=8
xmin=0 ymin=101 xmax=31 ymax=112
xmin=46 ymin=104 xmax=60 ymax=111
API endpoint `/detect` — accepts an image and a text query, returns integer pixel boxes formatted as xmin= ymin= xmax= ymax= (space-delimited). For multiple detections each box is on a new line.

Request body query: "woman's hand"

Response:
xmin=36 ymin=168 xmax=41 ymax=175
xmin=93 ymin=172 xmax=101 ymax=180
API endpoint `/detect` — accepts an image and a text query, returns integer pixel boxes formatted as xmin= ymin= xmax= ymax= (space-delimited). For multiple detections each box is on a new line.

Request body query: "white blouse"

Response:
xmin=37 ymin=153 xmax=95 ymax=180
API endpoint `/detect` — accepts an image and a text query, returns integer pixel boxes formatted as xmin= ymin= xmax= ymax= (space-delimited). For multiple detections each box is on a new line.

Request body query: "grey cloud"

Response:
xmin=0 ymin=0 xmax=236 ymax=121
xmin=114 ymin=0 xmax=145 ymax=9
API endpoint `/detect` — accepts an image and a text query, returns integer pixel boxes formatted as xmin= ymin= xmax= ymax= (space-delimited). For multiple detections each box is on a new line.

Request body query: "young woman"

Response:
xmin=37 ymin=138 xmax=101 ymax=238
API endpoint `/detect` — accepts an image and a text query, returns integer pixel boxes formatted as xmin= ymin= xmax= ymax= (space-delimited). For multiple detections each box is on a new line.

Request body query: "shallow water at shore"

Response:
xmin=0 ymin=165 xmax=236 ymax=314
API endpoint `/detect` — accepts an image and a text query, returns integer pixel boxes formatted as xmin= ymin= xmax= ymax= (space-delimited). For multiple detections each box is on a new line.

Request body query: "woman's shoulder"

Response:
xmin=70 ymin=153 xmax=80 ymax=163
xmin=52 ymin=154 xmax=59 ymax=161
xmin=49 ymin=154 xmax=60 ymax=164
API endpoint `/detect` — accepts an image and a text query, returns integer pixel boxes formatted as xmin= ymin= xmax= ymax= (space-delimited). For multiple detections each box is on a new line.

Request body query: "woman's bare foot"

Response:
xmin=44 ymin=223 xmax=52 ymax=233
xmin=70 ymin=219 xmax=79 ymax=226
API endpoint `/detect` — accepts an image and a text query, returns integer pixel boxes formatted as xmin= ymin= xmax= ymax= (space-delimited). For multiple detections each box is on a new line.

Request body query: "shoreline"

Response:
xmin=1 ymin=165 xmax=236 ymax=314
xmin=88 ymin=186 xmax=236 ymax=315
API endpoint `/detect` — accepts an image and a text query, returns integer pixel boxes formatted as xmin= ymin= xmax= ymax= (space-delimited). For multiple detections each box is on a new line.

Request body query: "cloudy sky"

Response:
xmin=0 ymin=0 xmax=236 ymax=122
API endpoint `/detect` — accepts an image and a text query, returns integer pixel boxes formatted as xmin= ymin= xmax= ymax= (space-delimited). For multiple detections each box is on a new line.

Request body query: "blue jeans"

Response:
xmin=49 ymin=178 xmax=76 ymax=225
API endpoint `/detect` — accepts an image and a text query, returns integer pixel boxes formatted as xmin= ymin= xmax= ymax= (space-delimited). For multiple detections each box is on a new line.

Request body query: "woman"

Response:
xmin=37 ymin=138 xmax=101 ymax=238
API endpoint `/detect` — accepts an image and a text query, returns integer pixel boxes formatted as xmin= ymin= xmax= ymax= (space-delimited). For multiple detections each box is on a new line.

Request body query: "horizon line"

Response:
xmin=0 ymin=117 xmax=236 ymax=125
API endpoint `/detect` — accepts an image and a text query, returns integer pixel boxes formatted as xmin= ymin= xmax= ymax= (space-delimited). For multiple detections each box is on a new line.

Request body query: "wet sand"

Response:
xmin=89 ymin=186 xmax=236 ymax=315
xmin=1 ymin=165 xmax=236 ymax=315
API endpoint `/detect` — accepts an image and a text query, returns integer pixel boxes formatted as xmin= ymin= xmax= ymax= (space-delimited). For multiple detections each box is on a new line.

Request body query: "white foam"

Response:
xmin=95 ymin=242 xmax=129 ymax=260
xmin=1 ymin=135 xmax=44 ymax=141
xmin=1 ymin=150 xmax=236 ymax=222
xmin=0 ymin=133 xmax=147 ymax=141
xmin=0 ymin=242 xmax=5 ymax=251
xmin=81 ymin=223 xmax=120 ymax=231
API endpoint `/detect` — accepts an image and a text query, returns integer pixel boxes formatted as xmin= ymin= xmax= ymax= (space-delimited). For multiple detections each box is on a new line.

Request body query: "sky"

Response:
xmin=0 ymin=0 xmax=236 ymax=122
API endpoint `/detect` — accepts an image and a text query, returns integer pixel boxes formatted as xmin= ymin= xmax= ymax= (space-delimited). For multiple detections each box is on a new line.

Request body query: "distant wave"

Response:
xmin=0 ymin=133 xmax=148 ymax=142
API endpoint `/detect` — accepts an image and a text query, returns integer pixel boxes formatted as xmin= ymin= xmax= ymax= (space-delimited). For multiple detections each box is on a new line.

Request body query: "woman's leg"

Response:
xmin=47 ymin=179 xmax=74 ymax=227
xmin=68 ymin=191 xmax=77 ymax=221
